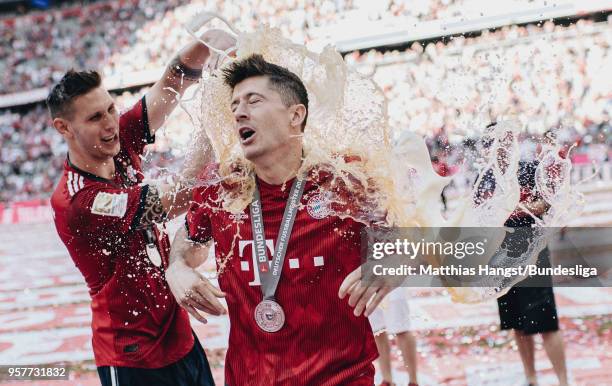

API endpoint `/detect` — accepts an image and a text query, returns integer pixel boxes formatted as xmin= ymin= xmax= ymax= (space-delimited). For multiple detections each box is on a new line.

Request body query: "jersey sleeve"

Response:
xmin=185 ymin=186 xmax=214 ymax=244
xmin=185 ymin=163 xmax=221 ymax=244
xmin=119 ymin=96 xmax=155 ymax=157
xmin=68 ymin=183 xmax=163 ymax=234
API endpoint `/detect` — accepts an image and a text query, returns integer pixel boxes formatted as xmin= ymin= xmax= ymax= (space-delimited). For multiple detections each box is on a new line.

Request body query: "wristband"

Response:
xmin=169 ymin=56 xmax=202 ymax=81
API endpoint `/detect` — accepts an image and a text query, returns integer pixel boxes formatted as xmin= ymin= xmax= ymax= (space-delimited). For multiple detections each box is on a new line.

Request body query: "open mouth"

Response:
xmin=239 ymin=127 xmax=256 ymax=143
xmin=101 ymin=134 xmax=118 ymax=143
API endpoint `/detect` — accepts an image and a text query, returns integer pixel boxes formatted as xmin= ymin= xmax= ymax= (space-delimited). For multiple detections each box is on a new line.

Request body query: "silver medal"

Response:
xmin=254 ymin=299 xmax=285 ymax=333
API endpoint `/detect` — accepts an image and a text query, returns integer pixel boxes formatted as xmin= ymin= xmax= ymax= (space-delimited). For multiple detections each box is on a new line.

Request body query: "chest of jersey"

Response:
xmin=209 ymin=187 xmax=364 ymax=295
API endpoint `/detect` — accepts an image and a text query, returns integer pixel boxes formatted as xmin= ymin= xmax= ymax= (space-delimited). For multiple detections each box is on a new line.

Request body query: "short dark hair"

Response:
xmin=222 ymin=54 xmax=309 ymax=130
xmin=46 ymin=70 xmax=102 ymax=119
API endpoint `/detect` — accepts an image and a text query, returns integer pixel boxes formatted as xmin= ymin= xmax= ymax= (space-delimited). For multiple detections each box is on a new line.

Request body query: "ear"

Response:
xmin=52 ymin=117 xmax=73 ymax=139
xmin=289 ymin=104 xmax=307 ymax=131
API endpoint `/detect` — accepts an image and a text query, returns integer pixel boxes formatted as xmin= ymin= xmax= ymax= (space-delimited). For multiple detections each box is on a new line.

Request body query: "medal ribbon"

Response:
xmin=250 ymin=178 xmax=305 ymax=300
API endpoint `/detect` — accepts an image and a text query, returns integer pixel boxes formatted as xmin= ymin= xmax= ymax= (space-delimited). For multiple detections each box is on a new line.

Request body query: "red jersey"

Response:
xmin=187 ymin=165 xmax=378 ymax=386
xmin=51 ymin=97 xmax=193 ymax=368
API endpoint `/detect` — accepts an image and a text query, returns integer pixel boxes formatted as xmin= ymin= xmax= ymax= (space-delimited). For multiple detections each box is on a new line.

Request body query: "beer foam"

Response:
xmin=183 ymin=26 xmax=580 ymax=303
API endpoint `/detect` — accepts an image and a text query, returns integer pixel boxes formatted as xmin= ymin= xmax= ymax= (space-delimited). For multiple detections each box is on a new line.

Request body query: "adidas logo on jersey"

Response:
xmin=229 ymin=212 xmax=249 ymax=223
xmin=66 ymin=171 xmax=84 ymax=196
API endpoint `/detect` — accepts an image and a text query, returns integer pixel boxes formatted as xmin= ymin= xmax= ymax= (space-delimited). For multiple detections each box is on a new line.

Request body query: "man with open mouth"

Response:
xmin=167 ymin=54 xmax=392 ymax=386
xmin=47 ymin=27 xmax=235 ymax=386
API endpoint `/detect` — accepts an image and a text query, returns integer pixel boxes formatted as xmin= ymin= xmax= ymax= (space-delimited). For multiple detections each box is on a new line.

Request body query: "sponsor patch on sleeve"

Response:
xmin=91 ymin=192 xmax=128 ymax=218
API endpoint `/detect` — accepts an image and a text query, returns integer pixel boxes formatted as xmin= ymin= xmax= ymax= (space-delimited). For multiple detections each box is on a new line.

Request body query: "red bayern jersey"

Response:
xmin=187 ymin=165 xmax=378 ymax=386
xmin=51 ymin=97 xmax=193 ymax=368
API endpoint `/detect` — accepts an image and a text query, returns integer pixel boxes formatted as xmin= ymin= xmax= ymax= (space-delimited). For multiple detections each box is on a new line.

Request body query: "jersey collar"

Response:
xmin=66 ymin=154 xmax=117 ymax=184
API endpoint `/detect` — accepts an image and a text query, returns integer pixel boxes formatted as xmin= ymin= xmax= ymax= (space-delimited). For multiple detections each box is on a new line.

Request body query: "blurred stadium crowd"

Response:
xmin=0 ymin=0 xmax=610 ymax=203
xmin=0 ymin=0 xmax=481 ymax=93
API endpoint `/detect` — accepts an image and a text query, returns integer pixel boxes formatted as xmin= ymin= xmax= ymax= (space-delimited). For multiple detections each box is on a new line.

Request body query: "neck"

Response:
xmin=69 ymin=150 xmax=115 ymax=180
xmin=254 ymin=147 xmax=302 ymax=185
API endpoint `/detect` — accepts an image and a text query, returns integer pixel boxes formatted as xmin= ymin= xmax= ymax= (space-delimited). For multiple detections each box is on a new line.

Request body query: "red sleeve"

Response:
xmin=68 ymin=183 xmax=150 ymax=234
xmin=119 ymin=96 xmax=154 ymax=156
xmin=185 ymin=164 xmax=220 ymax=244
xmin=185 ymin=186 xmax=214 ymax=244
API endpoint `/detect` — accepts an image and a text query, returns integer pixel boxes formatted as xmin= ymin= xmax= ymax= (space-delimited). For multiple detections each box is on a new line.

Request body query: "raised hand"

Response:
xmin=201 ymin=28 xmax=237 ymax=71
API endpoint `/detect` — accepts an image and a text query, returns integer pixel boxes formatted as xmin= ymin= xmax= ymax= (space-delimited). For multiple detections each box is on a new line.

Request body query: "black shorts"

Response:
xmin=497 ymin=249 xmax=560 ymax=335
xmin=98 ymin=334 xmax=214 ymax=386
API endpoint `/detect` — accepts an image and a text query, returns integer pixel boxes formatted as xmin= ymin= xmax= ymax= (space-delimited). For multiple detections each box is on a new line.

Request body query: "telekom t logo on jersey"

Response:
xmin=239 ymin=239 xmax=325 ymax=286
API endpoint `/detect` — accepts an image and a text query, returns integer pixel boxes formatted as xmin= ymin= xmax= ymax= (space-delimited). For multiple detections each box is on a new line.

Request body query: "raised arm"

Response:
xmin=145 ymin=29 xmax=236 ymax=136
xmin=166 ymin=226 xmax=227 ymax=323
xmin=75 ymin=181 xmax=194 ymax=233
xmin=143 ymin=180 xmax=193 ymax=222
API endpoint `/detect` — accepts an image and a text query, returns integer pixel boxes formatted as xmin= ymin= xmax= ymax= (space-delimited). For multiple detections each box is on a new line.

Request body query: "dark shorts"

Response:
xmin=497 ymin=249 xmax=560 ymax=335
xmin=98 ymin=334 xmax=214 ymax=386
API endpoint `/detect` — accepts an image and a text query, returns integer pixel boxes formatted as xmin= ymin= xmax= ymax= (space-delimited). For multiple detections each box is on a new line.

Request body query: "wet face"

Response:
xmin=54 ymin=87 xmax=120 ymax=162
xmin=230 ymin=76 xmax=302 ymax=163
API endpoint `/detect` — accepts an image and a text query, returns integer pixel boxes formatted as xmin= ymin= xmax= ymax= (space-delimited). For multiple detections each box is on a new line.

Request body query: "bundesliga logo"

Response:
xmin=306 ymin=194 xmax=332 ymax=219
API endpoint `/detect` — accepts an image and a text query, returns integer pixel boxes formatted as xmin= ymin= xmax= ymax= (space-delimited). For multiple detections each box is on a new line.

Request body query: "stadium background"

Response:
xmin=0 ymin=0 xmax=610 ymax=385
